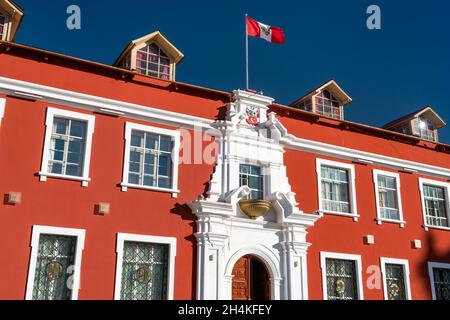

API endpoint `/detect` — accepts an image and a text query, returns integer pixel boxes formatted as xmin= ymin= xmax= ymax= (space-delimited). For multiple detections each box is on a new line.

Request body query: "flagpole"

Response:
xmin=245 ymin=13 xmax=249 ymax=91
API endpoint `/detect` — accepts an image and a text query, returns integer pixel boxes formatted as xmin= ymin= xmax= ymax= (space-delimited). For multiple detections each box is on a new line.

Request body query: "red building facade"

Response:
xmin=0 ymin=6 xmax=449 ymax=301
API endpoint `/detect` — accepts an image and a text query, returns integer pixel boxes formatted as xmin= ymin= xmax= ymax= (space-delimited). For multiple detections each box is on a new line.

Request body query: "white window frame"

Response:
xmin=0 ymin=9 xmax=9 ymax=41
xmin=316 ymin=158 xmax=359 ymax=221
xmin=25 ymin=225 xmax=86 ymax=300
xmin=428 ymin=261 xmax=450 ymax=300
xmin=0 ymin=97 xmax=5 ymax=126
xmin=114 ymin=233 xmax=177 ymax=300
xmin=380 ymin=257 xmax=412 ymax=300
xmin=418 ymin=178 xmax=450 ymax=231
xmin=320 ymin=252 xmax=364 ymax=300
xmin=39 ymin=107 xmax=95 ymax=187
xmin=373 ymin=170 xmax=405 ymax=227
xmin=121 ymin=122 xmax=181 ymax=197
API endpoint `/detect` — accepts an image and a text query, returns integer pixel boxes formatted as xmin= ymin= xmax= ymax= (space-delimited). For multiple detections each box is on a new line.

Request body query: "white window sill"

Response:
xmin=318 ymin=210 xmax=360 ymax=222
xmin=120 ymin=183 xmax=180 ymax=198
xmin=423 ymin=224 xmax=450 ymax=232
xmin=376 ymin=218 xmax=406 ymax=228
xmin=39 ymin=172 xmax=90 ymax=187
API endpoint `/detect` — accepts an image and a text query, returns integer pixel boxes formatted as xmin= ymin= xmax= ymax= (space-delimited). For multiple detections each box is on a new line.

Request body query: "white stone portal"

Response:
xmin=188 ymin=90 xmax=320 ymax=300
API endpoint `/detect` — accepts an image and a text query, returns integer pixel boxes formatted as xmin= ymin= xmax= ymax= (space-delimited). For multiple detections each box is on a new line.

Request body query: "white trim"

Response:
xmin=320 ymin=252 xmax=364 ymax=300
xmin=280 ymin=132 xmax=450 ymax=182
xmin=372 ymin=170 xmax=405 ymax=227
xmin=121 ymin=122 xmax=181 ymax=197
xmin=114 ymin=233 xmax=177 ymax=300
xmin=0 ymin=98 xmax=5 ymax=126
xmin=0 ymin=76 xmax=213 ymax=131
xmin=418 ymin=178 xmax=450 ymax=231
xmin=316 ymin=158 xmax=359 ymax=220
xmin=3 ymin=77 xmax=450 ymax=181
xmin=380 ymin=257 xmax=412 ymax=300
xmin=25 ymin=225 xmax=86 ymax=300
xmin=428 ymin=261 xmax=450 ymax=300
xmin=39 ymin=107 xmax=95 ymax=187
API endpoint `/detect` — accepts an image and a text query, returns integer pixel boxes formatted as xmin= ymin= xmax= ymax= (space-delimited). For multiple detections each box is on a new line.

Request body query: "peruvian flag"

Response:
xmin=246 ymin=16 xmax=285 ymax=44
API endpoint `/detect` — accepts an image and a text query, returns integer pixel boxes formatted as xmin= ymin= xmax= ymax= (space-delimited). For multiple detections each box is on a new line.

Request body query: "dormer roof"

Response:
xmin=383 ymin=106 xmax=446 ymax=130
xmin=0 ymin=0 xmax=24 ymax=41
xmin=113 ymin=31 xmax=184 ymax=67
xmin=289 ymin=80 xmax=352 ymax=107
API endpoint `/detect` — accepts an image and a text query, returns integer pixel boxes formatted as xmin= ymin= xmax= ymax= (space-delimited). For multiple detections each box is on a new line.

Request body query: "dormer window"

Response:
xmin=315 ymin=90 xmax=341 ymax=119
xmin=414 ymin=116 xmax=435 ymax=141
xmin=136 ymin=43 xmax=171 ymax=80
xmin=114 ymin=31 xmax=184 ymax=81
xmin=383 ymin=107 xmax=445 ymax=143
xmin=0 ymin=13 xmax=5 ymax=40
xmin=0 ymin=1 xmax=24 ymax=42
xmin=289 ymin=80 xmax=352 ymax=120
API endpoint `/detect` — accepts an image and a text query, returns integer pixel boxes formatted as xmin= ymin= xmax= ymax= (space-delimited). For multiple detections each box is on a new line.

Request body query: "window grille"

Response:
xmin=413 ymin=116 xmax=435 ymax=141
xmin=325 ymin=258 xmax=358 ymax=300
xmin=136 ymin=43 xmax=171 ymax=80
xmin=128 ymin=130 xmax=172 ymax=189
xmin=385 ymin=264 xmax=406 ymax=300
xmin=321 ymin=166 xmax=350 ymax=213
xmin=120 ymin=241 xmax=169 ymax=300
xmin=433 ymin=268 xmax=450 ymax=300
xmin=315 ymin=90 xmax=341 ymax=119
xmin=377 ymin=175 xmax=400 ymax=220
xmin=48 ymin=117 xmax=87 ymax=177
xmin=239 ymin=164 xmax=263 ymax=200
xmin=423 ymin=185 xmax=449 ymax=227
xmin=32 ymin=234 xmax=77 ymax=300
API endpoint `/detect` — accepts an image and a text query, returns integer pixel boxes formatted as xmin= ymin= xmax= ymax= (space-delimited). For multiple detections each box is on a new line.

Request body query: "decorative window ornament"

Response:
xmin=135 ymin=267 xmax=150 ymax=284
xmin=245 ymin=106 xmax=260 ymax=126
xmin=336 ymin=279 xmax=346 ymax=295
xmin=389 ymin=283 xmax=400 ymax=297
xmin=46 ymin=262 xmax=63 ymax=280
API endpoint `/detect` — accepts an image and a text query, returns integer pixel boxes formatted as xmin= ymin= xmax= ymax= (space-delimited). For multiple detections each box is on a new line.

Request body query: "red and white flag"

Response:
xmin=246 ymin=16 xmax=285 ymax=44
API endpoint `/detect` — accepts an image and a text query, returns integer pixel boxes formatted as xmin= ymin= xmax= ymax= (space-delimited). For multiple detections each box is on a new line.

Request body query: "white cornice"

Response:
xmin=0 ymin=76 xmax=214 ymax=131
xmin=281 ymin=132 xmax=450 ymax=180
xmin=1 ymin=77 xmax=450 ymax=180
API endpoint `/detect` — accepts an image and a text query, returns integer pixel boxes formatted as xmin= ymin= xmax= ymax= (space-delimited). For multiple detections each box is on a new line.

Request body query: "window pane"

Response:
xmin=69 ymin=121 xmax=86 ymax=138
xmin=145 ymin=134 xmax=157 ymax=150
xmin=325 ymin=258 xmax=358 ymax=300
xmin=158 ymin=155 xmax=170 ymax=176
xmin=157 ymin=177 xmax=170 ymax=189
xmin=143 ymin=175 xmax=154 ymax=187
xmin=65 ymin=164 xmax=80 ymax=176
xmin=32 ymin=235 xmax=76 ymax=300
xmin=321 ymin=166 xmax=350 ymax=213
xmin=49 ymin=162 xmax=63 ymax=174
xmin=159 ymin=137 xmax=172 ymax=152
xmin=131 ymin=131 xmax=144 ymax=147
xmin=53 ymin=118 xmax=68 ymax=135
xmin=120 ymin=241 xmax=169 ymax=300
xmin=128 ymin=173 xmax=140 ymax=185
xmin=239 ymin=164 xmax=263 ymax=200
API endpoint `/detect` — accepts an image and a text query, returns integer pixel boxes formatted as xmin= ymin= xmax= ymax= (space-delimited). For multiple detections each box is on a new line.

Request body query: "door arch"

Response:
xmin=231 ymin=255 xmax=271 ymax=300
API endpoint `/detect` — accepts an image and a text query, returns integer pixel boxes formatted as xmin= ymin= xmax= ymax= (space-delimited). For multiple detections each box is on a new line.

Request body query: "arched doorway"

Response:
xmin=231 ymin=255 xmax=271 ymax=300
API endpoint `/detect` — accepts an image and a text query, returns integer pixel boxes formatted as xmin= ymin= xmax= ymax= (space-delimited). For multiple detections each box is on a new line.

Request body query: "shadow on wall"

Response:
xmin=419 ymin=231 xmax=450 ymax=300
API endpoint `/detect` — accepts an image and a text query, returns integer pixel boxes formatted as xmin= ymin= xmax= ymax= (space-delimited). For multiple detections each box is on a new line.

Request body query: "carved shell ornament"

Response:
xmin=46 ymin=262 xmax=63 ymax=280
xmin=389 ymin=283 xmax=400 ymax=297
xmin=245 ymin=106 xmax=260 ymax=126
xmin=336 ymin=279 xmax=346 ymax=294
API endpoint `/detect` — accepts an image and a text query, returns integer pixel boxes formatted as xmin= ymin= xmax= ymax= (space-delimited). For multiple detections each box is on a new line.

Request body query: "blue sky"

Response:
xmin=13 ymin=0 xmax=450 ymax=142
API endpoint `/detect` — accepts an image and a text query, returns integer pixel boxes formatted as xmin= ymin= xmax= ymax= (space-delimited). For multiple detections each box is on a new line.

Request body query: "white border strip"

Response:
xmin=320 ymin=252 xmax=364 ymax=300
xmin=2 ymin=77 xmax=450 ymax=180
xmin=380 ymin=257 xmax=412 ymax=300
xmin=25 ymin=225 xmax=86 ymax=300
xmin=0 ymin=76 xmax=213 ymax=130
xmin=114 ymin=233 xmax=177 ymax=300
xmin=0 ymin=97 xmax=5 ymax=126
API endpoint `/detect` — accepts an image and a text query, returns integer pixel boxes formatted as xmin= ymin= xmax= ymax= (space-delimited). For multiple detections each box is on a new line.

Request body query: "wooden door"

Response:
xmin=232 ymin=256 xmax=250 ymax=300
